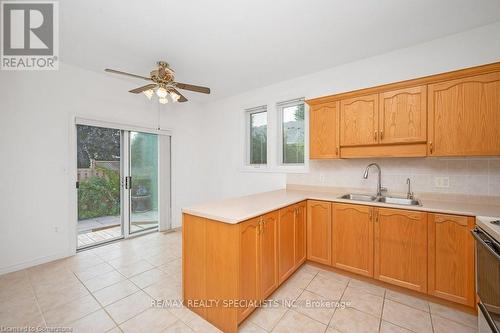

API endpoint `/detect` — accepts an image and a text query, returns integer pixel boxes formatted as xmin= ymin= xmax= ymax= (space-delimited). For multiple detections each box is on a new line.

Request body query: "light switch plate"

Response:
xmin=434 ymin=176 xmax=450 ymax=188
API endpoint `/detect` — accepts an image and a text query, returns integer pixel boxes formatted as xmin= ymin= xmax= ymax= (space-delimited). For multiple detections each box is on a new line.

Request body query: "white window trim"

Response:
xmin=240 ymin=99 xmax=309 ymax=174
xmin=275 ymin=98 xmax=309 ymax=172
xmin=243 ymin=105 xmax=269 ymax=170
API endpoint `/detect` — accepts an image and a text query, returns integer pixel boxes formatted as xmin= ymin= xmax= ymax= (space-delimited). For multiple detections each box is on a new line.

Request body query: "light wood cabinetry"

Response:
xmin=340 ymin=94 xmax=379 ymax=147
xmin=428 ymin=213 xmax=475 ymax=306
xmin=306 ymin=200 xmax=332 ymax=265
xmin=238 ymin=217 xmax=260 ymax=321
xmin=428 ymin=72 xmax=500 ymax=156
xmin=260 ymin=211 xmax=279 ymax=299
xmin=278 ymin=205 xmax=296 ymax=283
xmin=379 ymin=86 xmax=427 ymax=144
xmin=307 ymin=62 xmax=500 ymax=158
xmin=278 ymin=201 xmax=307 ymax=284
xmin=309 ymin=102 xmax=340 ymax=159
xmin=374 ymin=208 xmax=427 ymax=292
xmin=332 ymin=203 xmax=374 ymax=277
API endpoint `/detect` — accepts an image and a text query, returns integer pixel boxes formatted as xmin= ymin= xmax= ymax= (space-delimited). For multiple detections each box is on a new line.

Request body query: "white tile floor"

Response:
xmin=0 ymin=230 xmax=478 ymax=333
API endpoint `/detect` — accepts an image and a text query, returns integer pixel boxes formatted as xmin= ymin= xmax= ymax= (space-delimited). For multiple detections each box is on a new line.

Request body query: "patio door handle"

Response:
xmin=125 ymin=176 xmax=133 ymax=189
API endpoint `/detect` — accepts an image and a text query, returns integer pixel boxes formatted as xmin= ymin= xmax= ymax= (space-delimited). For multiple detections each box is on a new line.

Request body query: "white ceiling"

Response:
xmin=60 ymin=0 xmax=500 ymax=100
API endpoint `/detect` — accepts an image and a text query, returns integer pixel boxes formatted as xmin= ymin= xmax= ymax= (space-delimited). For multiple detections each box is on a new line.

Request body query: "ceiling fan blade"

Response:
xmin=105 ymin=68 xmax=151 ymax=81
xmin=172 ymin=88 xmax=188 ymax=102
xmin=129 ymin=84 xmax=157 ymax=94
xmin=174 ymin=82 xmax=211 ymax=94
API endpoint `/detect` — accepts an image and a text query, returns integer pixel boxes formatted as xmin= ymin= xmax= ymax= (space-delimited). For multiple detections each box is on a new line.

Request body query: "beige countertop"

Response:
xmin=182 ymin=187 xmax=500 ymax=224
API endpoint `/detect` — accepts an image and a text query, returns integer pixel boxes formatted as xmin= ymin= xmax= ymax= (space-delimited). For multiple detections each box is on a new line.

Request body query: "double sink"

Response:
xmin=339 ymin=193 xmax=421 ymax=206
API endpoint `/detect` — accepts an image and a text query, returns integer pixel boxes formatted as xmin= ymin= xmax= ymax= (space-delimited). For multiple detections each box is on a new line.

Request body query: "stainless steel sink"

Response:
xmin=339 ymin=193 xmax=421 ymax=206
xmin=376 ymin=196 xmax=421 ymax=206
xmin=339 ymin=194 xmax=377 ymax=202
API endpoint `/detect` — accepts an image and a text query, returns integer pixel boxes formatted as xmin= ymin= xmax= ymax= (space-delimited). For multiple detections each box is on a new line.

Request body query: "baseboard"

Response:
xmin=0 ymin=250 xmax=71 ymax=276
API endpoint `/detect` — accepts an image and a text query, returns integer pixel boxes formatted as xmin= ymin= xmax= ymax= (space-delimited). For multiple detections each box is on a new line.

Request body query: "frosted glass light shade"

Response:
xmin=156 ymin=87 xmax=168 ymax=98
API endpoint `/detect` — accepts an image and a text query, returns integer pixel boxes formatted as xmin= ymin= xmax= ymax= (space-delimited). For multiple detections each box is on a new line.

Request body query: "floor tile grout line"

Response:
xmin=326 ymin=275 xmax=349 ymax=330
xmin=25 ymin=269 xmax=48 ymax=328
xmin=72 ymin=268 xmax=121 ymax=329
xmin=377 ymin=289 xmax=386 ymax=333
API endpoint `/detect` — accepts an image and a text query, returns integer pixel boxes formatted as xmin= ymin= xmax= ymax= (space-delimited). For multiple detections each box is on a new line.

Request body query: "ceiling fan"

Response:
xmin=104 ymin=61 xmax=210 ymax=104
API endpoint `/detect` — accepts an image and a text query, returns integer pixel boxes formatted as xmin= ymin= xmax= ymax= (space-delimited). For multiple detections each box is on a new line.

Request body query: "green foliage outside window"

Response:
xmin=78 ymin=167 xmax=120 ymax=220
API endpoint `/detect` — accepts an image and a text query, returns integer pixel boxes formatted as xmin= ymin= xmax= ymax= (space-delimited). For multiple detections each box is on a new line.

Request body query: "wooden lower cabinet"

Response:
xmin=332 ymin=203 xmax=374 ymax=277
xmin=278 ymin=201 xmax=307 ymax=284
xmin=374 ymin=208 xmax=428 ymax=292
xmin=278 ymin=205 xmax=296 ymax=283
xmin=238 ymin=211 xmax=279 ymax=321
xmin=238 ymin=217 xmax=260 ymax=321
xmin=306 ymin=200 xmax=332 ymax=265
xmin=260 ymin=211 xmax=279 ymax=299
xmin=428 ymin=213 xmax=475 ymax=306
xmin=295 ymin=201 xmax=307 ymax=266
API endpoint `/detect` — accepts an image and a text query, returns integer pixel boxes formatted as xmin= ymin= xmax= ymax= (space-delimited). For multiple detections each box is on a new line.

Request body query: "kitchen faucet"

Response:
xmin=363 ymin=163 xmax=386 ymax=197
xmin=406 ymin=178 xmax=414 ymax=199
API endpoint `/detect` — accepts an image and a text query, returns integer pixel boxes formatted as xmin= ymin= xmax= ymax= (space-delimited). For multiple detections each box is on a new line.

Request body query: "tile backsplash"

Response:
xmin=287 ymin=158 xmax=500 ymax=197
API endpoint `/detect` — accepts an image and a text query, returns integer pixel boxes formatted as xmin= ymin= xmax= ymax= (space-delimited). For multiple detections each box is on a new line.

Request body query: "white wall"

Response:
xmin=198 ymin=21 xmax=500 ymax=200
xmin=0 ymin=63 xmax=205 ymax=273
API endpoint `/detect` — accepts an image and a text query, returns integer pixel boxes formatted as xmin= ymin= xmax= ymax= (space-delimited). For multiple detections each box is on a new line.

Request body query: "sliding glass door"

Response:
xmin=76 ymin=124 xmax=169 ymax=250
xmin=129 ymin=132 xmax=159 ymax=233
xmin=77 ymin=125 xmax=123 ymax=248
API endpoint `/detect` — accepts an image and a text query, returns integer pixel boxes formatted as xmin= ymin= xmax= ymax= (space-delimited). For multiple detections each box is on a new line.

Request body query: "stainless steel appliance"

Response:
xmin=472 ymin=217 xmax=500 ymax=333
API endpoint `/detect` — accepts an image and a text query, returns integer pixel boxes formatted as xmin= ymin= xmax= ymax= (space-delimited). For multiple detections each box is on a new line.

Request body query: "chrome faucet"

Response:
xmin=406 ymin=178 xmax=414 ymax=199
xmin=363 ymin=163 xmax=386 ymax=197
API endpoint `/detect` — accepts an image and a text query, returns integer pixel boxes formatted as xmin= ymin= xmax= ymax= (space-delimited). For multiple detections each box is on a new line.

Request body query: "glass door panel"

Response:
xmin=77 ymin=125 xmax=123 ymax=249
xmin=129 ymin=131 xmax=159 ymax=233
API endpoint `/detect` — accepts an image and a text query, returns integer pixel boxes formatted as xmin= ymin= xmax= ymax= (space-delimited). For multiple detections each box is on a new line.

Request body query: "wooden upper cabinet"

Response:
xmin=379 ymin=86 xmax=427 ymax=144
xmin=374 ymin=208 xmax=427 ymax=292
xmin=260 ymin=211 xmax=279 ymax=299
xmin=278 ymin=205 xmax=296 ymax=284
xmin=428 ymin=71 xmax=500 ymax=156
xmin=238 ymin=217 xmax=260 ymax=321
xmin=309 ymin=102 xmax=340 ymax=159
xmin=428 ymin=214 xmax=475 ymax=306
xmin=295 ymin=202 xmax=307 ymax=267
xmin=332 ymin=203 xmax=374 ymax=277
xmin=340 ymin=94 xmax=379 ymax=147
xmin=306 ymin=200 xmax=332 ymax=266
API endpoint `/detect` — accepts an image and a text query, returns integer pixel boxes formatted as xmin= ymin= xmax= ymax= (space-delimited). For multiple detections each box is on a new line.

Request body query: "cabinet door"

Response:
xmin=278 ymin=205 xmax=296 ymax=284
xmin=309 ymin=102 xmax=340 ymax=159
xmin=340 ymin=94 xmax=379 ymax=146
xmin=260 ymin=211 xmax=279 ymax=299
xmin=238 ymin=217 xmax=260 ymax=321
xmin=306 ymin=200 xmax=332 ymax=265
xmin=332 ymin=204 xmax=374 ymax=277
xmin=374 ymin=208 xmax=427 ymax=292
xmin=379 ymin=86 xmax=427 ymax=144
xmin=428 ymin=214 xmax=475 ymax=306
xmin=295 ymin=201 xmax=307 ymax=267
xmin=428 ymin=72 xmax=500 ymax=156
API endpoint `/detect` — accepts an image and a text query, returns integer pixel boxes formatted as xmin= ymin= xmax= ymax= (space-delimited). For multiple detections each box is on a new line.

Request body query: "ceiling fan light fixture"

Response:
xmin=169 ymin=91 xmax=180 ymax=102
xmin=156 ymin=86 xmax=168 ymax=98
xmin=143 ymin=89 xmax=154 ymax=100
xmin=158 ymin=97 xmax=168 ymax=104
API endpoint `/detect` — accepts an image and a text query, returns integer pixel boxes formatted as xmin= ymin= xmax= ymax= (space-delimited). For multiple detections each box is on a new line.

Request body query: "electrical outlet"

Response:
xmin=434 ymin=176 xmax=450 ymax=188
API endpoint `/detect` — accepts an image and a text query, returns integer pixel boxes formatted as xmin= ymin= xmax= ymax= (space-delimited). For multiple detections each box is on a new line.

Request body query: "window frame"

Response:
xmin=244 ymin=105 xmax=268 ymax=168
xmin=276 ymin=98 xmax=307 ymax=167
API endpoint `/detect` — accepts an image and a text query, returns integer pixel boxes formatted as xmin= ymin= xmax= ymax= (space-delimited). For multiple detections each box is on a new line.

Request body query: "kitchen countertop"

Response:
xmin=182 ymin=187 xmax=500 ymax=224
